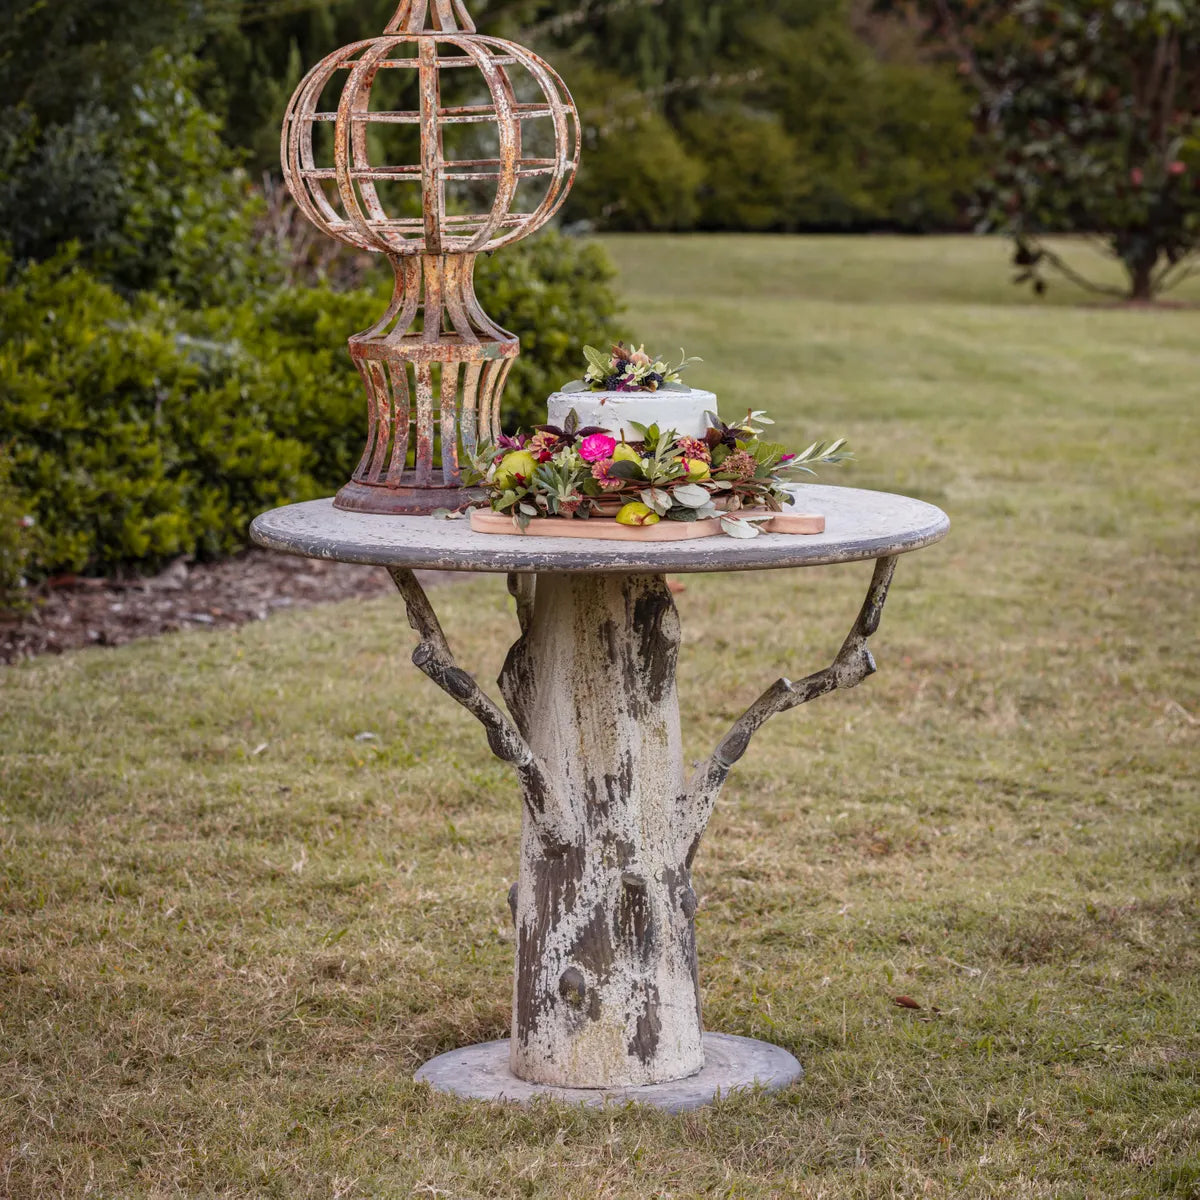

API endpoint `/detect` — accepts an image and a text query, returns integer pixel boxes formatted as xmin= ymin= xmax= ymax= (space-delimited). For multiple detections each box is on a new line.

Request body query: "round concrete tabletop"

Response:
xmin=250 ymin=484 xmax=948 ymax=574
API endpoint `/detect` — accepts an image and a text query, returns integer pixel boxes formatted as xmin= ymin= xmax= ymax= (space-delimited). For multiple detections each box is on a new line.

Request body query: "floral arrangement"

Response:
xmin=469 ymin=408 xmax=850 ymax=538
xmin=559 ymin=342 xmax=701 ymax=394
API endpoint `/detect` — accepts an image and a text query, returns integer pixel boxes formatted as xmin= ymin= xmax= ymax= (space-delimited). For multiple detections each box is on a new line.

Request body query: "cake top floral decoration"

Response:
xmin=559 ymin=343 xmax=702 ymax=394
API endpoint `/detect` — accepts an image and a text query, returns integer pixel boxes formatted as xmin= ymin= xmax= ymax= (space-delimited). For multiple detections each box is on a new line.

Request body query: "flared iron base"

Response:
xmin=333 ymin=480 xmax=485 ymax=516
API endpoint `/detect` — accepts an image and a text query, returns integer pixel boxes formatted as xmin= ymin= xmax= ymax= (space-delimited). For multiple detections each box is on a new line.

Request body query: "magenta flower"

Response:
xmin=579 ymin=433 xmax=617 ymax=463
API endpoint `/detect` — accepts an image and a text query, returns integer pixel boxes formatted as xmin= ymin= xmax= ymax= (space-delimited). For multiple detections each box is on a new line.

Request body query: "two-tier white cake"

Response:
xmin=546 ymin=388 xmax=719 ymax=441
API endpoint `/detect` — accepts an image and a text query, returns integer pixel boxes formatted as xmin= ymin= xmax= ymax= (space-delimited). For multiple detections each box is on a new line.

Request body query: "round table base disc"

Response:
xmin=414 ymin=1032 xmax=803 ymax=1112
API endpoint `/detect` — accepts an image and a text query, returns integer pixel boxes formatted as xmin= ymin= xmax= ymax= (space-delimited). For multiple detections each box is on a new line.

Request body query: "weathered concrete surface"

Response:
xmin=500 ymin=574 xmax=703 ymax=1087
xmin=415 ymin=1032 xmax=803 ymax=1111
xmin=249 ymin=484 xmax=949 ymax=574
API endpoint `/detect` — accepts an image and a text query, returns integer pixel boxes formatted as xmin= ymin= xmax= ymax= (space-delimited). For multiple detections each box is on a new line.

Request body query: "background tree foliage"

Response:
xmin=879 ymin=0 xmax=1200 ymax=299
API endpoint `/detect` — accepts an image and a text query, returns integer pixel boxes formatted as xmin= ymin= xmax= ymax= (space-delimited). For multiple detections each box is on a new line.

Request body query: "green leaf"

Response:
xmin=607 ymin=460 xmax=644 ymax=480
xmin=641 ymin=487 xmax=671 ymax=515
xmin=583 ymin=345 xmax=611 ymax=377
xmin=671 ymin=483 xmax=711 ymax=508
xmin=720 ymin=516 xmax=763 ymax=539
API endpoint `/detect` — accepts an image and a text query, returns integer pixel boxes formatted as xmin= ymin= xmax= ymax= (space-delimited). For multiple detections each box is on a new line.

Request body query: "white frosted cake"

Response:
xmin=547 ymin=388 xmax=718 ymax=440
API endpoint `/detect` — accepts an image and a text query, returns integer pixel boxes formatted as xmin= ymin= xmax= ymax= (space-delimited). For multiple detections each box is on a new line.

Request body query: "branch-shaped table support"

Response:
xmin=388 ymin=557 xmax=897 ymax=1089
xmin=249 ymin=486 xmax=949 ymax=1102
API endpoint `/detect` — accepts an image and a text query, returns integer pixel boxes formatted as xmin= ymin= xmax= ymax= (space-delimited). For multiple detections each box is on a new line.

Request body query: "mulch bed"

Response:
xmin=1 ymin=551 xmax=460 ymax=665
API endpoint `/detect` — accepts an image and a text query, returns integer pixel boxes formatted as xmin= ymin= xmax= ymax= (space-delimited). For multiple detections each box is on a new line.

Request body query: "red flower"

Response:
xmin=1130 ymin=167 xmax=1144 ymax=186
xmin=1168 ymin=161 xmax=1187 ymax=177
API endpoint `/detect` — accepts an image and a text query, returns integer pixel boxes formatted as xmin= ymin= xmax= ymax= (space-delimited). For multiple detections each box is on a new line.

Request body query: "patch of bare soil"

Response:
xmin=1 ymin=551 xmax=458 ymax=664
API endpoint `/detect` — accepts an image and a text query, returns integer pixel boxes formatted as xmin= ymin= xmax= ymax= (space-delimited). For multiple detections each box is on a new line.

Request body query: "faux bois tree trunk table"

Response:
xmin=251 ymin=483 xmax=949 ymax=1111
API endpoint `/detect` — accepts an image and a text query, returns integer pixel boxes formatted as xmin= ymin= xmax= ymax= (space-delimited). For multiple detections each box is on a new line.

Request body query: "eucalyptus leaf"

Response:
xmin=559 ymin=379 xmax=587 ymax=393
xmin=720 ymin=516 xmax=763 ymax=539
xmin=672 ymin=483 xmax=712 ymax=508
xmin=640 ymin=488 xmax=670 ymax=516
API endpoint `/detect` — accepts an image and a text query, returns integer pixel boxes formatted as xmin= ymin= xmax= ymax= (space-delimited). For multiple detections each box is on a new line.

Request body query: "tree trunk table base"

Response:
xmin=249 ymin=489 xmax=949 ymax=1107
xmin=416 ymin=1032 xmax=802 ymax=1111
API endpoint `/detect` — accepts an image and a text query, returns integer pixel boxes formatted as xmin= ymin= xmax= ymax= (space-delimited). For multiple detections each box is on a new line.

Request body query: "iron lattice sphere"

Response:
xmin=282 ymin=28 xmax=580 ymax=257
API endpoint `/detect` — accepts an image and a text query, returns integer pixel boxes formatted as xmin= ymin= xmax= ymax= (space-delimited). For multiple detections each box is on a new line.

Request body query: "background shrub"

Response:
xmin=0 ymin=51 xmax=270 ymax=308
xmin=0 ymin=451 xmax=33 ymax=610
xmin=0 ymin=254 xmax=315 ymax=577
xmin=0 ymin=235 xmax=621 ymax=582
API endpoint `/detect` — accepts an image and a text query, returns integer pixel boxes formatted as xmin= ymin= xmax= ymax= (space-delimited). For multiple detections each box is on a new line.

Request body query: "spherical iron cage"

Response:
xmin=281 ymin=34 xmax=579 ymax=257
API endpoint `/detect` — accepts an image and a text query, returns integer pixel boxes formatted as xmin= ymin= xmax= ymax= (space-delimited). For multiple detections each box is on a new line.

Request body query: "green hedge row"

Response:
xmin=0 ymin=233 xmax=621 ymax=586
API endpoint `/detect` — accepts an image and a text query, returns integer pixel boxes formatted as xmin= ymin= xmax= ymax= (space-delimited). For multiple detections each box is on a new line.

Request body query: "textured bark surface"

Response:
xmin=384 ymin=558 xmax=902 ymax=1090
xmin=499 ymin=573 xmax=703 ymax=1087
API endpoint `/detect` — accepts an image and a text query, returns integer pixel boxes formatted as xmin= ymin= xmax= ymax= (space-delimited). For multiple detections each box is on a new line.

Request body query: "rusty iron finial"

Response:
xmin=282 ymin=0 xmax=580 ymax=513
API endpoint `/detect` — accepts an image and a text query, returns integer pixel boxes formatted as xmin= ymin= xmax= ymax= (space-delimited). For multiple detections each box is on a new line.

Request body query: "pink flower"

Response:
xmin=675 ymin=436 xmax=711 ymax=464
xmin=590 ymin=460 xmax=625 ymax=491
xmin=579 ymin=433 xmax=617 ymax=462
xmin=1130 ymin=167 xmax=1144 ymax=186
xmin=1168 ymin=160 xmax=1187 ymax=177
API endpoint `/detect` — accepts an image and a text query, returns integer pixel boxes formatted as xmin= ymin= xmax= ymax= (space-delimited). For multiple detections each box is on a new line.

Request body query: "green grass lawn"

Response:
xmin=2 ymin=236 xmax=1198 ymax=1199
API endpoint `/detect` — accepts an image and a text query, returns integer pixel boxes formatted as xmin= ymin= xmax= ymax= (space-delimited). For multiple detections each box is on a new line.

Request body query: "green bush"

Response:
xmin=0 ymin=253 xmax=316 ymax=577
xmin=0 ymin=450 xmax=33 ymax=611
xmin=0 ymin=50 xmax=272 ymax=307
xmin=680 ymin=108 xmax=805 ymax=231
xmin=562 ymin=68 xmax=706 ymax=233
xmin=0 ymin=233 xmax=622 ymax=581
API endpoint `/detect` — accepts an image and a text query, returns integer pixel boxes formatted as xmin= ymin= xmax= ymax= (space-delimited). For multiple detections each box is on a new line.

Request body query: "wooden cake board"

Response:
xmin=469 ymin=508 xmax=824 ymax=541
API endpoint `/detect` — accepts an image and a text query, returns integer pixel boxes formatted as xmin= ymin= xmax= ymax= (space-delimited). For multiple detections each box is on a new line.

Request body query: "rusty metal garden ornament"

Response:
xmin=282 ymin=0 xmax=580 ymax=513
